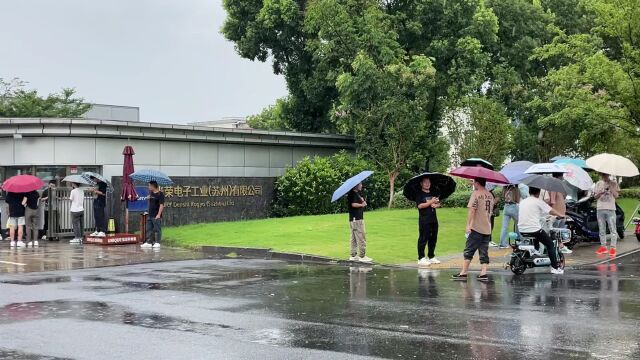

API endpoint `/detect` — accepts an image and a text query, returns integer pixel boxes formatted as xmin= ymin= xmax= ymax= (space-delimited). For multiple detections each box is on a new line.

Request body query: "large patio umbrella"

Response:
xmin=402 ymin=173 xmax=456 ymax=201
xmin=460 ymin=158 xmax=494 ymax=170
xmin=586 ymin=153 xmax=639 ymax=177
xmin=2 ymin=175 xmax=44 ymax=193
xmin=121 ymin=146 xmax=138 ymax=234
xmin=449 ymin=166 xmax=510 ymax=184
xmin=331 ymin=171 xmax=374 ymax=202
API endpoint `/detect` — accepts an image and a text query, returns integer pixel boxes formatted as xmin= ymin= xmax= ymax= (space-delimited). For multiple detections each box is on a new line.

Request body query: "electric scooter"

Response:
xmin=565 ymin=197 xmax=626 ymax=248
xmin=507 ymin=216 xmax=570 ymax=275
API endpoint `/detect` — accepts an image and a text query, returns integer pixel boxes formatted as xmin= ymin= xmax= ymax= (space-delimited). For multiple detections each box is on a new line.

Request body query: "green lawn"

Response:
xmin=164 ymin=208 xmax=470 ymax=264
xmin=164 ymin=198 xmax=640 ymax=265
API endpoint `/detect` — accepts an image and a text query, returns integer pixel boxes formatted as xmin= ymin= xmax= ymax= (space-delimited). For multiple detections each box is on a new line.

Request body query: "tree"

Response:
xmin=336 ymin=53 xmax=439 ymax=208
xmin=445 ymin=97 xmax=513 ymax=167
xmin=246 ymin=97 xmax=293 ymax=131
xmin=0 ymin=78 xmax=90 ymax=118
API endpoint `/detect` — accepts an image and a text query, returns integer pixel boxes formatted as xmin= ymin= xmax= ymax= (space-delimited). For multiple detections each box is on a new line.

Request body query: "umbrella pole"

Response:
xmin=125 ymin=202 xmax=129 ymax=234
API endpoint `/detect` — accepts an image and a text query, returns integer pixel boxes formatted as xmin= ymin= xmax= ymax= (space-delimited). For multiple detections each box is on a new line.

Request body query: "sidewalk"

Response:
xmin=402 ymin=231 xmax=640 ymax=270
xmin=0 ymin=241 xmax=205 ymax=274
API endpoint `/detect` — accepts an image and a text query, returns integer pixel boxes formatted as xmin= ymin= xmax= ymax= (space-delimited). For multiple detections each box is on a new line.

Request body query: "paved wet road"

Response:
xmin=0 ymin=252 xmax=638 ymax=359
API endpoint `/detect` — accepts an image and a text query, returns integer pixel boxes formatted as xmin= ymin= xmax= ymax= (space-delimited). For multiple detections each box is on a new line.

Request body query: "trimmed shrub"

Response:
xmin=272 ymin=152 xmax=389 ymax=217
xmin=620 ymin=188 xmax=640 ymax=199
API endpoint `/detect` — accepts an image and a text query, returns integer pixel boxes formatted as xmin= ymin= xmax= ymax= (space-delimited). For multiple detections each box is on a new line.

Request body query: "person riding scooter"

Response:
xmin=518 ymin=186 xmax=565 ymax=275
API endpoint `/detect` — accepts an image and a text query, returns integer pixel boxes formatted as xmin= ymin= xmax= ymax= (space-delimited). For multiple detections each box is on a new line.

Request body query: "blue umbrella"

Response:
xmin=130 ymin=169 xmax=173 ymax=186
xmin=500 ymin=161 xmax=534 ymax=184
xmin=554 ymin=158 xmax=590 ymax=169
xmin=331 ymin=171 xmax=374 ymax=203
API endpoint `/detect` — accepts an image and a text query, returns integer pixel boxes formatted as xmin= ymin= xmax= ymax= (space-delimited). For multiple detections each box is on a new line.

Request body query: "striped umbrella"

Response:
xmin=130 ymin=169 xmax=173 ymax=186
xmin=81 ymin=171 xmax=113 ymax=190
xmin=120 ymin=146 xmax=138 ymax=201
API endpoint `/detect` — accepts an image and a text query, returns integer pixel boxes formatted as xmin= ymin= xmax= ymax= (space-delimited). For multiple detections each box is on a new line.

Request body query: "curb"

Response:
xmin=200 ymin=245 xmax=341 ymax=265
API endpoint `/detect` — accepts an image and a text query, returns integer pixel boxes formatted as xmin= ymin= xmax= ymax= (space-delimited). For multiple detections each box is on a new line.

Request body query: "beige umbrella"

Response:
xmin=586 ymin=153 xmax=639 ymax=177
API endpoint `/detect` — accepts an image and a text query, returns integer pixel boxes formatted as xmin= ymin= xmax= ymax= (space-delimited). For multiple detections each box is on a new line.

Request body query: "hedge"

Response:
xmin=271 ymin=152 xmax=389 ymax=217
xmin=620 ymin=188 xmax=640 ymax=199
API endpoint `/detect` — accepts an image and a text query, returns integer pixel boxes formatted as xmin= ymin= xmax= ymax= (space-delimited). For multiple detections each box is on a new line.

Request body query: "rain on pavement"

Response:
xmin=0 ymin=250 xmax=638 ymax=359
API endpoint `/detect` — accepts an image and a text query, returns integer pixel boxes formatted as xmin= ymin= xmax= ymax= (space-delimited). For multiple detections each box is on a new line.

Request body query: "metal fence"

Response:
xmin=47 ymin=187 xmax=113 ymax=240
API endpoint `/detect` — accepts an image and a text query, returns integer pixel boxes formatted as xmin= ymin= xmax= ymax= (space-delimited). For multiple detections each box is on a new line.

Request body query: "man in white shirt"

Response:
xmin=69 ymin=183 xmax=85 ymax=244
xmin=518 ymin=186 xmax=565 ymax=274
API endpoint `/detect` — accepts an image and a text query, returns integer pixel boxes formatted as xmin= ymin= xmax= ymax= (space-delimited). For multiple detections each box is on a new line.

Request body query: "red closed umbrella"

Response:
xmin=121 ymin=145 xmax=138 ymax=233
xmin=450 ymin=166 xmax=510 ymax=184
xmin=2 ymin=175 xmax=45 ymax=193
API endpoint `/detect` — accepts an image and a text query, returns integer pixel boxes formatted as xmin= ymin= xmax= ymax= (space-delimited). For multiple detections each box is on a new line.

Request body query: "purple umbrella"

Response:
xmin=120 ymin=145 xmax=138 ymax=233
xmin=500 ymin=161 xmax=535 ymax=184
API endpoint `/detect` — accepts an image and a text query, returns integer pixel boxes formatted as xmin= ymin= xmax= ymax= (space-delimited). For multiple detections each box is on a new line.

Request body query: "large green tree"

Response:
xmin=0 ymin=78 xmax=90 ymax=118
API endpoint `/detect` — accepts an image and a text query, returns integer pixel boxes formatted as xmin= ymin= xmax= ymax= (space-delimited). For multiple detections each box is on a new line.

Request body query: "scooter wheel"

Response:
xmin=510 ymin=256 xmax=526 ymax=275
xmin=557 ymin=250 xmax=566 ymax=270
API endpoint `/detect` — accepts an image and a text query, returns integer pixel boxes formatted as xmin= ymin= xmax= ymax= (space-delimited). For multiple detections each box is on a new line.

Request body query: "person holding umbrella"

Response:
xmin=594 ymin=173 xmax=620 ymax=256
xmin=403 ymin=173 xmax=456 ymax=266
xmin=141 ymin=180 xmax=165 ymax=249
xmin=23 ymin=190 xmax=41 ymax=247
xmin=6 ymin=191 xmax=26 ymax=247
xmin=449 ymin=166 xmax=509 ymax=281
xmin=89 ymin=175 xmax=108 ymax=237
xmin=69 ymin=182 xmax=85 ymax=244
xmin=331 ymin=171 xmax=374 ymax=263
xmin=347 ymin=182 xmax=372 ymax=263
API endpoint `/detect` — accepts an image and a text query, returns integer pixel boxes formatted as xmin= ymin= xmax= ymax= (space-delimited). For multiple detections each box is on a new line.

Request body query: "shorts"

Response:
xmin=7 ymin=217 xmax=25 ymax=228
xmin=463 ymin=230 xmax=491 ymax=264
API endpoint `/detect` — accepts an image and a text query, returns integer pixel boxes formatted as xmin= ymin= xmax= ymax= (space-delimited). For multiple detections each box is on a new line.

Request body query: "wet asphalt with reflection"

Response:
xmin=0 ymin=253 xmax=638 ymax=359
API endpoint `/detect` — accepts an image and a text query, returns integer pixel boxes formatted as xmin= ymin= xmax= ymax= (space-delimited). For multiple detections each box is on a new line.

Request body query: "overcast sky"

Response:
xmin=0 ymin=0 xmax=287 ymax=124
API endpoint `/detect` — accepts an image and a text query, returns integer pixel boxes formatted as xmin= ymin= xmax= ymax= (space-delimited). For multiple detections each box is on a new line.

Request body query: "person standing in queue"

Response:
xmin=348 ymin=182 xmax=372 ymax=263
xmin=141 ymin=181 xmax=165 ymax=249
xmin=39 ymin=180 xmax=56 ymax=240
xmin=23 ymin=190 xmax=40 ymax=247
xmin=69 ymin=182 xmax=85 ymax=244
xmin=542 ymin=173 xmax=572 ymax=254
xmin=6 ymin=191 xmax=26 ymax=247
xmin=416 ymin=177 xmax=441 ymax=266
xmin=498 ymin=184 xmax=520 ymax=249
xmin=89 ymin=176 xmax=107 ymax=237
xmin=594 ymin=173 xmax=620 ymax=257
xmin=452 ymin=178 xmax=494 ymax=281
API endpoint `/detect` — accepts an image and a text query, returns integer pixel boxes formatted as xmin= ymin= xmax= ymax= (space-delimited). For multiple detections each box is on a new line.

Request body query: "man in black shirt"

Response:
xmin=347 ymin=182 xmax=372 ymax=263
xmin=39 ymin=180 xmax=56 ymax=240
xmin=90 ymin=177 xmax=108 ymax=237
xmin=141 ymin=181 xmax=165 ymax=249
xmin=416 ymin=177 xmax=441 ymax=266
xmin=6 ymin=192 xmax=26 ymax=247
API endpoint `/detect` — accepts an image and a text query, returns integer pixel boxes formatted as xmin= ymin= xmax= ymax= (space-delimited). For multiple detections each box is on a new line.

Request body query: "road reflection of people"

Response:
xmin=346 ymin=266 xmax=371 ymax=354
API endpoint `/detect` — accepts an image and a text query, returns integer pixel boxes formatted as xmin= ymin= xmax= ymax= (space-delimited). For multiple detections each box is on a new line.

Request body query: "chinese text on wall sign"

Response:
xmin=159 ymin=185 xmax=263 ymax=198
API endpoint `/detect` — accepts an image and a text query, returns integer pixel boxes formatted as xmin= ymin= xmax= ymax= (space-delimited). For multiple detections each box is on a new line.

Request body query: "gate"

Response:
xmin=47 ymin=187 xmax=97 ymax=240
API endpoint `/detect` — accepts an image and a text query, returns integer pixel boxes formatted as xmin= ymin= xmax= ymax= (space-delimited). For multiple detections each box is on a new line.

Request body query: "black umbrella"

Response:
xmin=521 ymin=175 xmax=570 ymax=194
xmin=403 ymin=173 xmax=457 ymax=201
xmin=460 ymin=158 xmax=494 ymax=170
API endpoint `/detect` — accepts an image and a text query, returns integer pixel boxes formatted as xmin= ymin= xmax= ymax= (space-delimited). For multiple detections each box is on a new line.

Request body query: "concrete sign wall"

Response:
xmin=111 ymin=176 xmax=275 ymax=232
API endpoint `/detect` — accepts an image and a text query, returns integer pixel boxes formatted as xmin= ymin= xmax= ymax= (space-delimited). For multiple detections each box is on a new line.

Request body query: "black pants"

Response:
xmin=522 ymin=230 xmax=559 ymax=269
xmin=418 ymin=220 xmax=438 ymax=259
xmin=463 ymin=230 xmax=491 ymax=264
xmin=93 ymin=203 xmax=106 ymax=233
xmin=39 ymin=210 xmax=48 ymax=238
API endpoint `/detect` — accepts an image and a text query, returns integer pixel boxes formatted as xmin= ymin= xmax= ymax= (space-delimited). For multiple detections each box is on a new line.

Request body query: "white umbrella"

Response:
xmin=62 ymin=174 xmax=93 ymax=185
xmin=525 ymin=163 xmax=568 ymax=174
xmin=586 ymin=153 xmax=639 ymax=177
xmin=559 ymin=163 xmax=593 ymax=191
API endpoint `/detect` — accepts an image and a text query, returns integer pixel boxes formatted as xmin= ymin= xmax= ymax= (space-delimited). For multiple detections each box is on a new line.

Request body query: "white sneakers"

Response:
xmin=349 ymin=256 xmax=360 ymax=261
xmin=152 ymin=243 xmax=161 ymax=249
xmin=418 ymin=257 xmax=441 ymax=266
xmin=27 ymin=241 xmax=39 ymax=247
xmin=489 ymin=242 xmax=499 ymax=247
xmin=140 ymin=243 xmax=153 ymax=249
xmin=90 ymin=231 xmax=99 ymax=236
xmin=97 ymin=232 xmax=106 ymax=237
xmin=41 ymin=235 xmax=47 ymax=240
xmin=359 ymin=256 xmax=373 ymax=263
xmin=16 ymin=241 xmax=26 ymax=248
xmin=551 ymin=268 xmax=564 ymax=275
xmin=9 ymin=241 xmax=16 ymax=247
